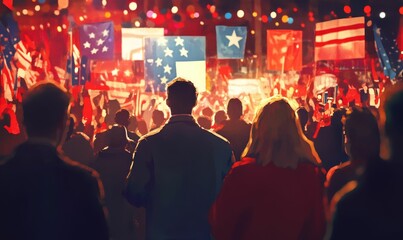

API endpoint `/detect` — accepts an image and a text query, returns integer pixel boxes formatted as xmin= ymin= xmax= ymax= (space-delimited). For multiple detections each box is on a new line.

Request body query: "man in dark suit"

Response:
xmin=125 ymin=78 xmax=234 ymax=240
xmin=0 ymin=82 xmax=108 ymax=240
xmin=216 ymin=98 xmax=251 ymax=161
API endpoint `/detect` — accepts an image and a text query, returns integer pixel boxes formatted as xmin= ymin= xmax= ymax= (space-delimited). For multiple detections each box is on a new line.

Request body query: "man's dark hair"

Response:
xmin=115 ymin=109 xmax=130 ymax=127
xmin=23 ymin=82 xmax=70 ymax=137
xmin=344 ymin=107 xmax=380 ymax=161
xmin=227 ymin=98 xmax=243 ymax=120
xmin=166 ymin=78 xmax=197 ymax=114
xmin=152 ymin=110 xmax=165 ymax=126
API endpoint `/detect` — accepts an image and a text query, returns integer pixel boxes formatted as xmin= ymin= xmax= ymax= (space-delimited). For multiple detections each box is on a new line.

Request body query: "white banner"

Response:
xmin=121 ymin=28 xmax=164 ymax=60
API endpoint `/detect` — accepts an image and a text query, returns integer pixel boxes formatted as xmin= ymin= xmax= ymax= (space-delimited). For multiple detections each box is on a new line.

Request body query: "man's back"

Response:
xmin=126 ymin=115 xmax=233 ymax=240
xmin=0 ymin=142 xmax=108 ymax=240
xmin=216 ymin=119 xmax=251 ymax=161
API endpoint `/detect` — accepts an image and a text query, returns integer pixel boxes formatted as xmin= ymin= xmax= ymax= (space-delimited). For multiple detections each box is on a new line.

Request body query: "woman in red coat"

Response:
xmin=210 ymin=96 xmax=326 ymax=240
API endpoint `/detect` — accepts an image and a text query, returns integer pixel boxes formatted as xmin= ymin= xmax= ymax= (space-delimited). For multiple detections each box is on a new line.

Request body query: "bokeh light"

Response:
xmin=364 ymin=5 xmax=371 ymax=14
xmin=57 ymin=26 xmax=62 ymax=32
xmin=34 ymin=5 xmax=40 ymax=11
xmin=171 ymin=6 xmax=178 ymax=14
xmin=275 ymin=22 xmax=279 ymax=27
xmin=344 ymin=5 xmax=351 ymax=14
xmin=270 ymin=11 xmax=277 ymax=19
xmin=261 ymin=15 xmax=269 ymax=23
xmin=237 ymin=10 xmax=245 ymax=18
xmin=104 ymin=11 xmax=111 ymax=18
xmin=129 ymin=2 xmax=137 ymax=11
xmin=225 ymin=12 xmax=232 ymax=19
xmin=134 ymin=21 xmax=140 ymax=27
xmin=251 ymin=30 xmax=255 ymax=35
xmin=252 ymin=11 xmax=258 ymax=17
xmin=146 ymin=10 xmax=154 ymax=18
xmin=281 ymin=15 xmax=289 ymax=23
xmin=288 ymin=17 xmax=294 ymax=24
xmin=379 ymin=11 xmax=386 ymax=19
xmin=399 ymin=6 xmax=403 ymax=15
xmin=123 ymin=10 xmax=128 ymax=15
xmin=276 ymin=8 xmax=282 ymax=14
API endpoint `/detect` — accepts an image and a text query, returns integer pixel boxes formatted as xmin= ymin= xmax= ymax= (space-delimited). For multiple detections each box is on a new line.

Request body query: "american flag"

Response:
xmin=373 ymin=24 xmax=403 ymax=81
xmin=79 ymin=21 xmax=114 ymax=60
xmin=144 ymin=36 xmax=206 ymax=92
xmin=315 ymin=17 xmax=365 ymax=61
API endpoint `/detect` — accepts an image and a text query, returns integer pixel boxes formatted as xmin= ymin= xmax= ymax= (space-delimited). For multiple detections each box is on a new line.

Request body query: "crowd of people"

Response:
xmin=0 ymin=77 xmax=403 ymax=240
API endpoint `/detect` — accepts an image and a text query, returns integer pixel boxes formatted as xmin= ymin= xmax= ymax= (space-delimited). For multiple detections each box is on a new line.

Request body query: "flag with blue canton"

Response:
xmin=373 ymin=24 xmax=403 ymax=80
xmin=0 ymin=22 xmax=15 ymax=69
xmin=145 ymin=36 xmax=206 ymax=92
xmin=216 ymin=26 xmax=247 ymax=59
xmin=79 ymin=21 xmax=114 ymax=60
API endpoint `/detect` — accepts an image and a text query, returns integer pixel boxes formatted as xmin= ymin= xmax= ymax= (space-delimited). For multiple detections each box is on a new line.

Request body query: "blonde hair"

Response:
xmin=242 ymin=96 xmax=321 ymax=169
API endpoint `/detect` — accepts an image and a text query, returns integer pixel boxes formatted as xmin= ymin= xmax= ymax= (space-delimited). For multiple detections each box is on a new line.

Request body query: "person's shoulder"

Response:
xmin=59 ymin=154 xmax=100 ymax=181
xmin=201 ymin=128 xmax=231 ymax=146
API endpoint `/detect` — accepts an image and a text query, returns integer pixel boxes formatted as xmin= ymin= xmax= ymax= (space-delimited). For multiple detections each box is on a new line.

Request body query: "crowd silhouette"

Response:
xmin=0 ymin=78 xmax=403 ymax=240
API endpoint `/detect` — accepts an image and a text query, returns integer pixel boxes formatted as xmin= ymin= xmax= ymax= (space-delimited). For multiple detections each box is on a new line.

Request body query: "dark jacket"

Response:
xmin=216 ymin=119 xmax=251 ymax=161
xmin=0 ymin=141 xmax=108 ymax=240
xmin=125 ymin=115 xmax=233 ymax=240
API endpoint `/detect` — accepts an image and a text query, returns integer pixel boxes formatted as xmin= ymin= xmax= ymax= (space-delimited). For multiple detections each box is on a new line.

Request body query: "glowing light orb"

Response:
xmin=224 ymin=12 xmax=232 ymax=19
xmin=171 ymin=6 xmax=178 ymax=14
xmin=379 ymin=12 xmax=386 ymax=19
xmin=237 ymin=10 xmax=245 ymax=18
xmin=129 ymin=2 xmax=137 ymax=11
xmin=281 ymin=15 xmax=289 ymax=23
xmin=270 ymin=11 xmax=277 ymax=19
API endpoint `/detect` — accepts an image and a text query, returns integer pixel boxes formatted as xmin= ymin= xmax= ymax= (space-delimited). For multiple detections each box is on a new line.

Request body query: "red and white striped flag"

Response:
xmin=315 ymin=17 xmax=365 ymax=61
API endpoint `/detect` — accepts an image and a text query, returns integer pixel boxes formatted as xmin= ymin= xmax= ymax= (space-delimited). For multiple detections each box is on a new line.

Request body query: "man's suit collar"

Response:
xmin=167 ymin=115 xmax=196 ymax=124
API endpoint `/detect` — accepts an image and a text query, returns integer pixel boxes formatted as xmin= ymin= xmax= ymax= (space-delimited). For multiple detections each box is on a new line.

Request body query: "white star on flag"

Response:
xmin=83 ymin=41 xmax=91 ymax=48
xmin=175 ymin=37 xmax=184 ymax=46
xmin=97 ymin=39 xmax=104 ymax=46
xmin=111 ymin=68 xmax=119 ymax=76
xmin=226 ymin=30 xmax=243 ymax=48
xmin=124 ymin=70 xmax=131 ymax=76
xmin=160 ymin=76 xmax=168 ymax=84
xmin=102 ymin=29 xmax=109 ymax=37
xmin=164 ymin=64 xmax=172 ymax=74
xmin=180 ymin=47 xmax=189 ymax=57
xmin=158 ymin=37 xmax=168 ymax=46
xmin=102 ymin=46 xmax=108 ymax=52
xmin=89 ymin=33 xmax=95 ymax=39
xmin=91 ymin=48 xmax=99 ymax=54
xmin=155 ymin=58 xmax=163 ymax=66
xmin=164 ymin=47 xmax=173 ymax=57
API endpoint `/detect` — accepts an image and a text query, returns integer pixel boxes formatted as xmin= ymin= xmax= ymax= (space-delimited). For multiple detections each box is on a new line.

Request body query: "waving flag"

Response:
xmin=373 ymin=24 xmax=403 ymax=80
xmin=267 ymin=30 xmax=302 ymax=71
xmin=0 ymin=22 xmax=16 ymax=69
xmin=79 ymin=21 xmax=114 ymax=60
xmin=121 ymin=27 xmax=164 ymax=60
xmin=315 ymin=17 xmax=365 ymax=61
xmin=145 ymin=36 xmax=206 ymax=92
xmin=216 ymin=26 xmax=247 ymax=59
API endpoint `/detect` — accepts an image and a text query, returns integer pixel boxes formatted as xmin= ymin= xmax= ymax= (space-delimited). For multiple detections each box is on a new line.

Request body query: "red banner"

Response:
xmin=266 ymin=30 xmax=302 ymax=71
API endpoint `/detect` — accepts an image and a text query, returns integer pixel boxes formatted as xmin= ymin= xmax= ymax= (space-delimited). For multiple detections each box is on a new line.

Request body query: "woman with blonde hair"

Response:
xmin=210 ymin=96 xmax=326 ymax=240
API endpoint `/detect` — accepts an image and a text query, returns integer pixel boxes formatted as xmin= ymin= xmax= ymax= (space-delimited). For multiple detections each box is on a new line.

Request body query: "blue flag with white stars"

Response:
xmin=373 ymin=24 xmax=403 ymax=80
xmin=216 ymin=26 xmax=247 ymax=59
xmin=79 ymin=21 xmax=114 ymax=60
xmin=145 ymin=36 xmax=206 ymax=92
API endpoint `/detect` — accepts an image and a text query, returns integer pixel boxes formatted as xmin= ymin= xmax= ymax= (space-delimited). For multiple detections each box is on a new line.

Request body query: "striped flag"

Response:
xmin=315 ymin=17 xmax=365 ymax=61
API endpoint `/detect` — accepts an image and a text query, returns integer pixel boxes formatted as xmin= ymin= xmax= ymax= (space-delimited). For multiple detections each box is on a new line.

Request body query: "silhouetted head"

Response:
xmin=197 ymin=116 xmax=212 ymax=130
xmin=166 ymin=78 xmax=197 ymax=115
xmin=128 ymin=116 xmax=138 ymax=132
xmin=107 ymin=125 xmax=129 ymax=148
xmin=296 ymin=107 xmax=308 ymax=130
xmin=152 ymin=110 xmax=165 ymax=127
xmin=344 ymin=107 xmax=380 ymax=162
xmin=384 ymin=86 xmax=403 ymax=158
xmin=243 ymin=96 xmax=320 ymax=168
xmin=0 ymin=112 xmax=11 ymax=128
xmin=202 ymin=107 xmax=214 ymax=118
xmin=214 ymin=110 xmax=227 ymax=126
xmin=114 ymin=109 xmax=130 ymax=127
xmin=23 ymin=82 xmax=71 ymax=145
xmin=227 ymin=98 xmax=243 ymax=120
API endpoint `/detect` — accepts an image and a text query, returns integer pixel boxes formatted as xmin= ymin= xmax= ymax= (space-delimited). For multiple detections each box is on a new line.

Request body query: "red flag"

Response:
xmin=315 ymin=17 xmax=365 ymax=61
xmin=266 ymin=30 xmax=302 ymax=71
xmin=2 ymin=0 xmax=13 ymax=10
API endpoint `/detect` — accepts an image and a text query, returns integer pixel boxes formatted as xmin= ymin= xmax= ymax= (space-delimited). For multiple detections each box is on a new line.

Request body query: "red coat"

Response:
xmin=210 ymin=158 xmax=326 ymax=240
